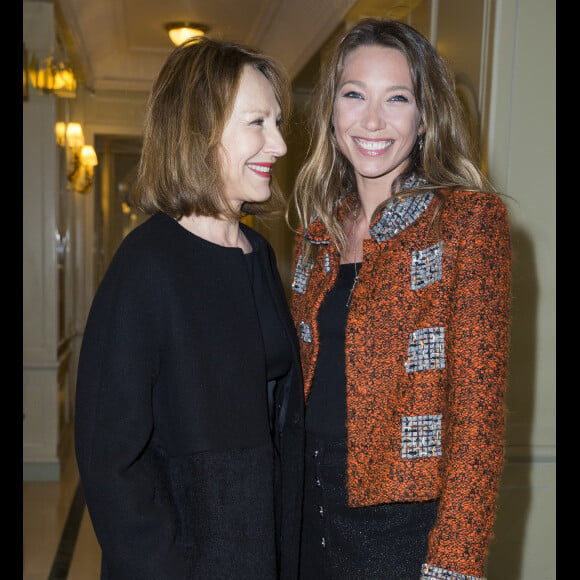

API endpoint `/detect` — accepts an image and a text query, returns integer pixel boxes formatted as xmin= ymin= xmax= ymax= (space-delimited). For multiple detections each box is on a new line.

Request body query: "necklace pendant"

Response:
xmin=346 ymin=268 xmax=358 ymax=307
xmin=346 ymin=204 xmax=361 ymax=307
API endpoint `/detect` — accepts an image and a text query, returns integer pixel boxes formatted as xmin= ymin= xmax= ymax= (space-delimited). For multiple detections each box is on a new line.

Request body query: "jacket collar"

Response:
xmin=304 ymin=175 xmax=434 ymax=244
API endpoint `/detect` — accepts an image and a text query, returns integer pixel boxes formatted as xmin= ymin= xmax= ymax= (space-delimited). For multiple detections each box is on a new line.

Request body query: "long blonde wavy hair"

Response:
xmin=286 ymin=18 xmax=494 ymax=262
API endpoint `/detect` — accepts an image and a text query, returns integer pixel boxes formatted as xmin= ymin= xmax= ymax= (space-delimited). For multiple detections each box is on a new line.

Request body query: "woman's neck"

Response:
xmin=177 ymin=214 xmax=253 ymax=253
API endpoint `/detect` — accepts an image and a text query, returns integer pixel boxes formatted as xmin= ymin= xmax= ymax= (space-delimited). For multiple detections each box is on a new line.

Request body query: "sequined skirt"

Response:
xmin=299 ymin=435 xmax=438 ymax=580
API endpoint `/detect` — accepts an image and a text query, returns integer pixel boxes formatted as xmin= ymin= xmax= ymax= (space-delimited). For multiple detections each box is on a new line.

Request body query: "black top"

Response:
xmin=245 ymin=250 xmax=292 ymax=382
xmin=305 ymin=262 xmax=360 ymax=439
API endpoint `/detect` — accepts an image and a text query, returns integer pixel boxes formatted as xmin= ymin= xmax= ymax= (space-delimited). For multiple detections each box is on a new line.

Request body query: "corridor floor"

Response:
xmin=23 ymin=421 xmax=101 ymax=580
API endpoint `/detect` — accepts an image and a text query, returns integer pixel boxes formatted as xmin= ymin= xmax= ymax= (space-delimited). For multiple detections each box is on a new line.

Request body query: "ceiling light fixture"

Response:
xmin=164 ymin=22 xmax=210 ymax=46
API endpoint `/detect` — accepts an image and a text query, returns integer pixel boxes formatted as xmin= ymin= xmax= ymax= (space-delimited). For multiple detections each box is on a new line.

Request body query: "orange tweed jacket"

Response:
xmin=290 ymin=188 xmax=511 ymax=579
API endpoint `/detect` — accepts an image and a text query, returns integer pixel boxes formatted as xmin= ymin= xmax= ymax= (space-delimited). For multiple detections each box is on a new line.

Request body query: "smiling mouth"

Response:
xmin=353 ymin=138 xmax=394 ymax=155
xmin=248 ymin=163 xmax=273 ymax=177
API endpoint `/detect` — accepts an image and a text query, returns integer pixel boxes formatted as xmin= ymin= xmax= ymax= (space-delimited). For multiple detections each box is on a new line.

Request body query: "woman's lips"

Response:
xmin=353 ymin=137 xmax=394 ymax=156
xmin=248 ymin=162 xmax=273 ymax=177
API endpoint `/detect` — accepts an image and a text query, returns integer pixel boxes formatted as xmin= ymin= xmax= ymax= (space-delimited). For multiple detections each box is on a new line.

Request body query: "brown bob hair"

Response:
xmin=133 ymin=36 xmax=292 ymax=220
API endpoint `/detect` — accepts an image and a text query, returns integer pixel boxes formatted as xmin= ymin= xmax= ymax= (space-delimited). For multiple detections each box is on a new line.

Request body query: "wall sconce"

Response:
xmin=164 ymin=22 xmax=210 ymax=46
xmin=55 ymin=121 xmax=99 ymax=194
xmin=68 ymin=144 xmax=99 ymax=194
xmin=55 ymin=121 xmax=67 ymax=147
xmin=66 ymin=122 xmax=85 ymax=148
xmin=29 ymin=54 xmax=77 ymax=98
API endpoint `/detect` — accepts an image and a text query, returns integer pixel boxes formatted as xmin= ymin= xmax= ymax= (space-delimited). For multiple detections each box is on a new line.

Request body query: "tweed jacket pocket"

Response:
xmin=405 ymin=326 xmax=445 ymax=373
xmin=401 ymin=414 xmax=442 ymax=459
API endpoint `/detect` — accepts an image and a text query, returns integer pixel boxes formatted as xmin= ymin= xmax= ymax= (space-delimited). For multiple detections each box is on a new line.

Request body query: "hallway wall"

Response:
xmin=484 ymin=1 xmax=556 ymax=577
xmin=24 ymin=1 xmax=75 ymax=481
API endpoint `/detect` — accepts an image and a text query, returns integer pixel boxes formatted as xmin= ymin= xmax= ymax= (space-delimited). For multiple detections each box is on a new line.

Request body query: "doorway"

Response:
xmin=93 ymin=134 xmax=146 ymax=286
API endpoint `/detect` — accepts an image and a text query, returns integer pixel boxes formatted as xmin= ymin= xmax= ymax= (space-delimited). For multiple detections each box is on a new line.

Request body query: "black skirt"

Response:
xmin=299 ymin=435 xmax=438 ymax=580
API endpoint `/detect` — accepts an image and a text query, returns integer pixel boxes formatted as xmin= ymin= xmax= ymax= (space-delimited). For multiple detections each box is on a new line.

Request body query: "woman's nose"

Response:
xmin=268 ymin=128 xmax=287 ymax=158
xmin=363 ymin=100 xmax=386 ymax=131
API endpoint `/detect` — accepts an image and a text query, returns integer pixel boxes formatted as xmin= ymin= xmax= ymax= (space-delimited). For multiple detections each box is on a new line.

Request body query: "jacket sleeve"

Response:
xmin=74 ymin=244 xmax=189 ymax=579
xmin=422 ymin=193 xmax=512 ymax=580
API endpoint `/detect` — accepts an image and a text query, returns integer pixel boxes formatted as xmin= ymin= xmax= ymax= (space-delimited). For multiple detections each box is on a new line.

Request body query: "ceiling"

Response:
xmin=52 ymin=0 xmax=422 ymax=94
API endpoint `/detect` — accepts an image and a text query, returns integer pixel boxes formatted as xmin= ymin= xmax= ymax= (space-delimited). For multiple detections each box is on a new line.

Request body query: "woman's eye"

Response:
xmin=390 ymin=94 xmax=410 ymax=103
xmin=342 ymin=90 xmax=363 ymax=99
xmin=251 ymin=118 xmax=265 ymax=126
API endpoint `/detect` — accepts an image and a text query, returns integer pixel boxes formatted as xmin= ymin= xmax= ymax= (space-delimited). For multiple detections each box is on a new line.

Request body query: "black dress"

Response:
xmin=300 ymin=263 xmax=438 ymax=580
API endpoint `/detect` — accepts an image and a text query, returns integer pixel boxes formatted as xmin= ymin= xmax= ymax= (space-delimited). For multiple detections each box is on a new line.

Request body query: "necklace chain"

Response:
xmin=346 ymin=206 xmax=360 ymax=307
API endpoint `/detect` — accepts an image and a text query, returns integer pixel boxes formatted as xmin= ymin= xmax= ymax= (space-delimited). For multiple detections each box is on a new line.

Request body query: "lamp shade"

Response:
xmin=165 ymin=22 xmax=209 ymax=46
xmin=80 ymin=145 xmax=98 ymax=167
xmin=66 ymin=122 xmax=84 ymax=148
xmin=55 ymin=122 xmax=66 ymax=147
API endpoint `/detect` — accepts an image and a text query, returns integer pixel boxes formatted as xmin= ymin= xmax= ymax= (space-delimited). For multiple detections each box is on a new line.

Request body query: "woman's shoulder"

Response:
xmin=440 ymin=189 xmax=509 ymax=218
xmin=123 ymin=212 xmax=177 ymax=242
xmin=119 ymin=212 xmax=207 ymax=254
xmin=107 ymin=213 xmax=202 ymax=280
xmin=437 ymin=189 xmax=510 ymax=245
xmin=442 ymin=188 xmax=505 ymax=203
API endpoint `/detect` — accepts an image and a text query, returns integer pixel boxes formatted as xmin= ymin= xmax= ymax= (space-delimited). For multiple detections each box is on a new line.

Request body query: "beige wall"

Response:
xmin=485 ymin=1 xmax=556 ymax=578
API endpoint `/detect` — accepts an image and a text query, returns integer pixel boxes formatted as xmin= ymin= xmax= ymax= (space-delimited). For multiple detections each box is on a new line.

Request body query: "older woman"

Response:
xmin=75 ymin=37 xmax=304 ymax=579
